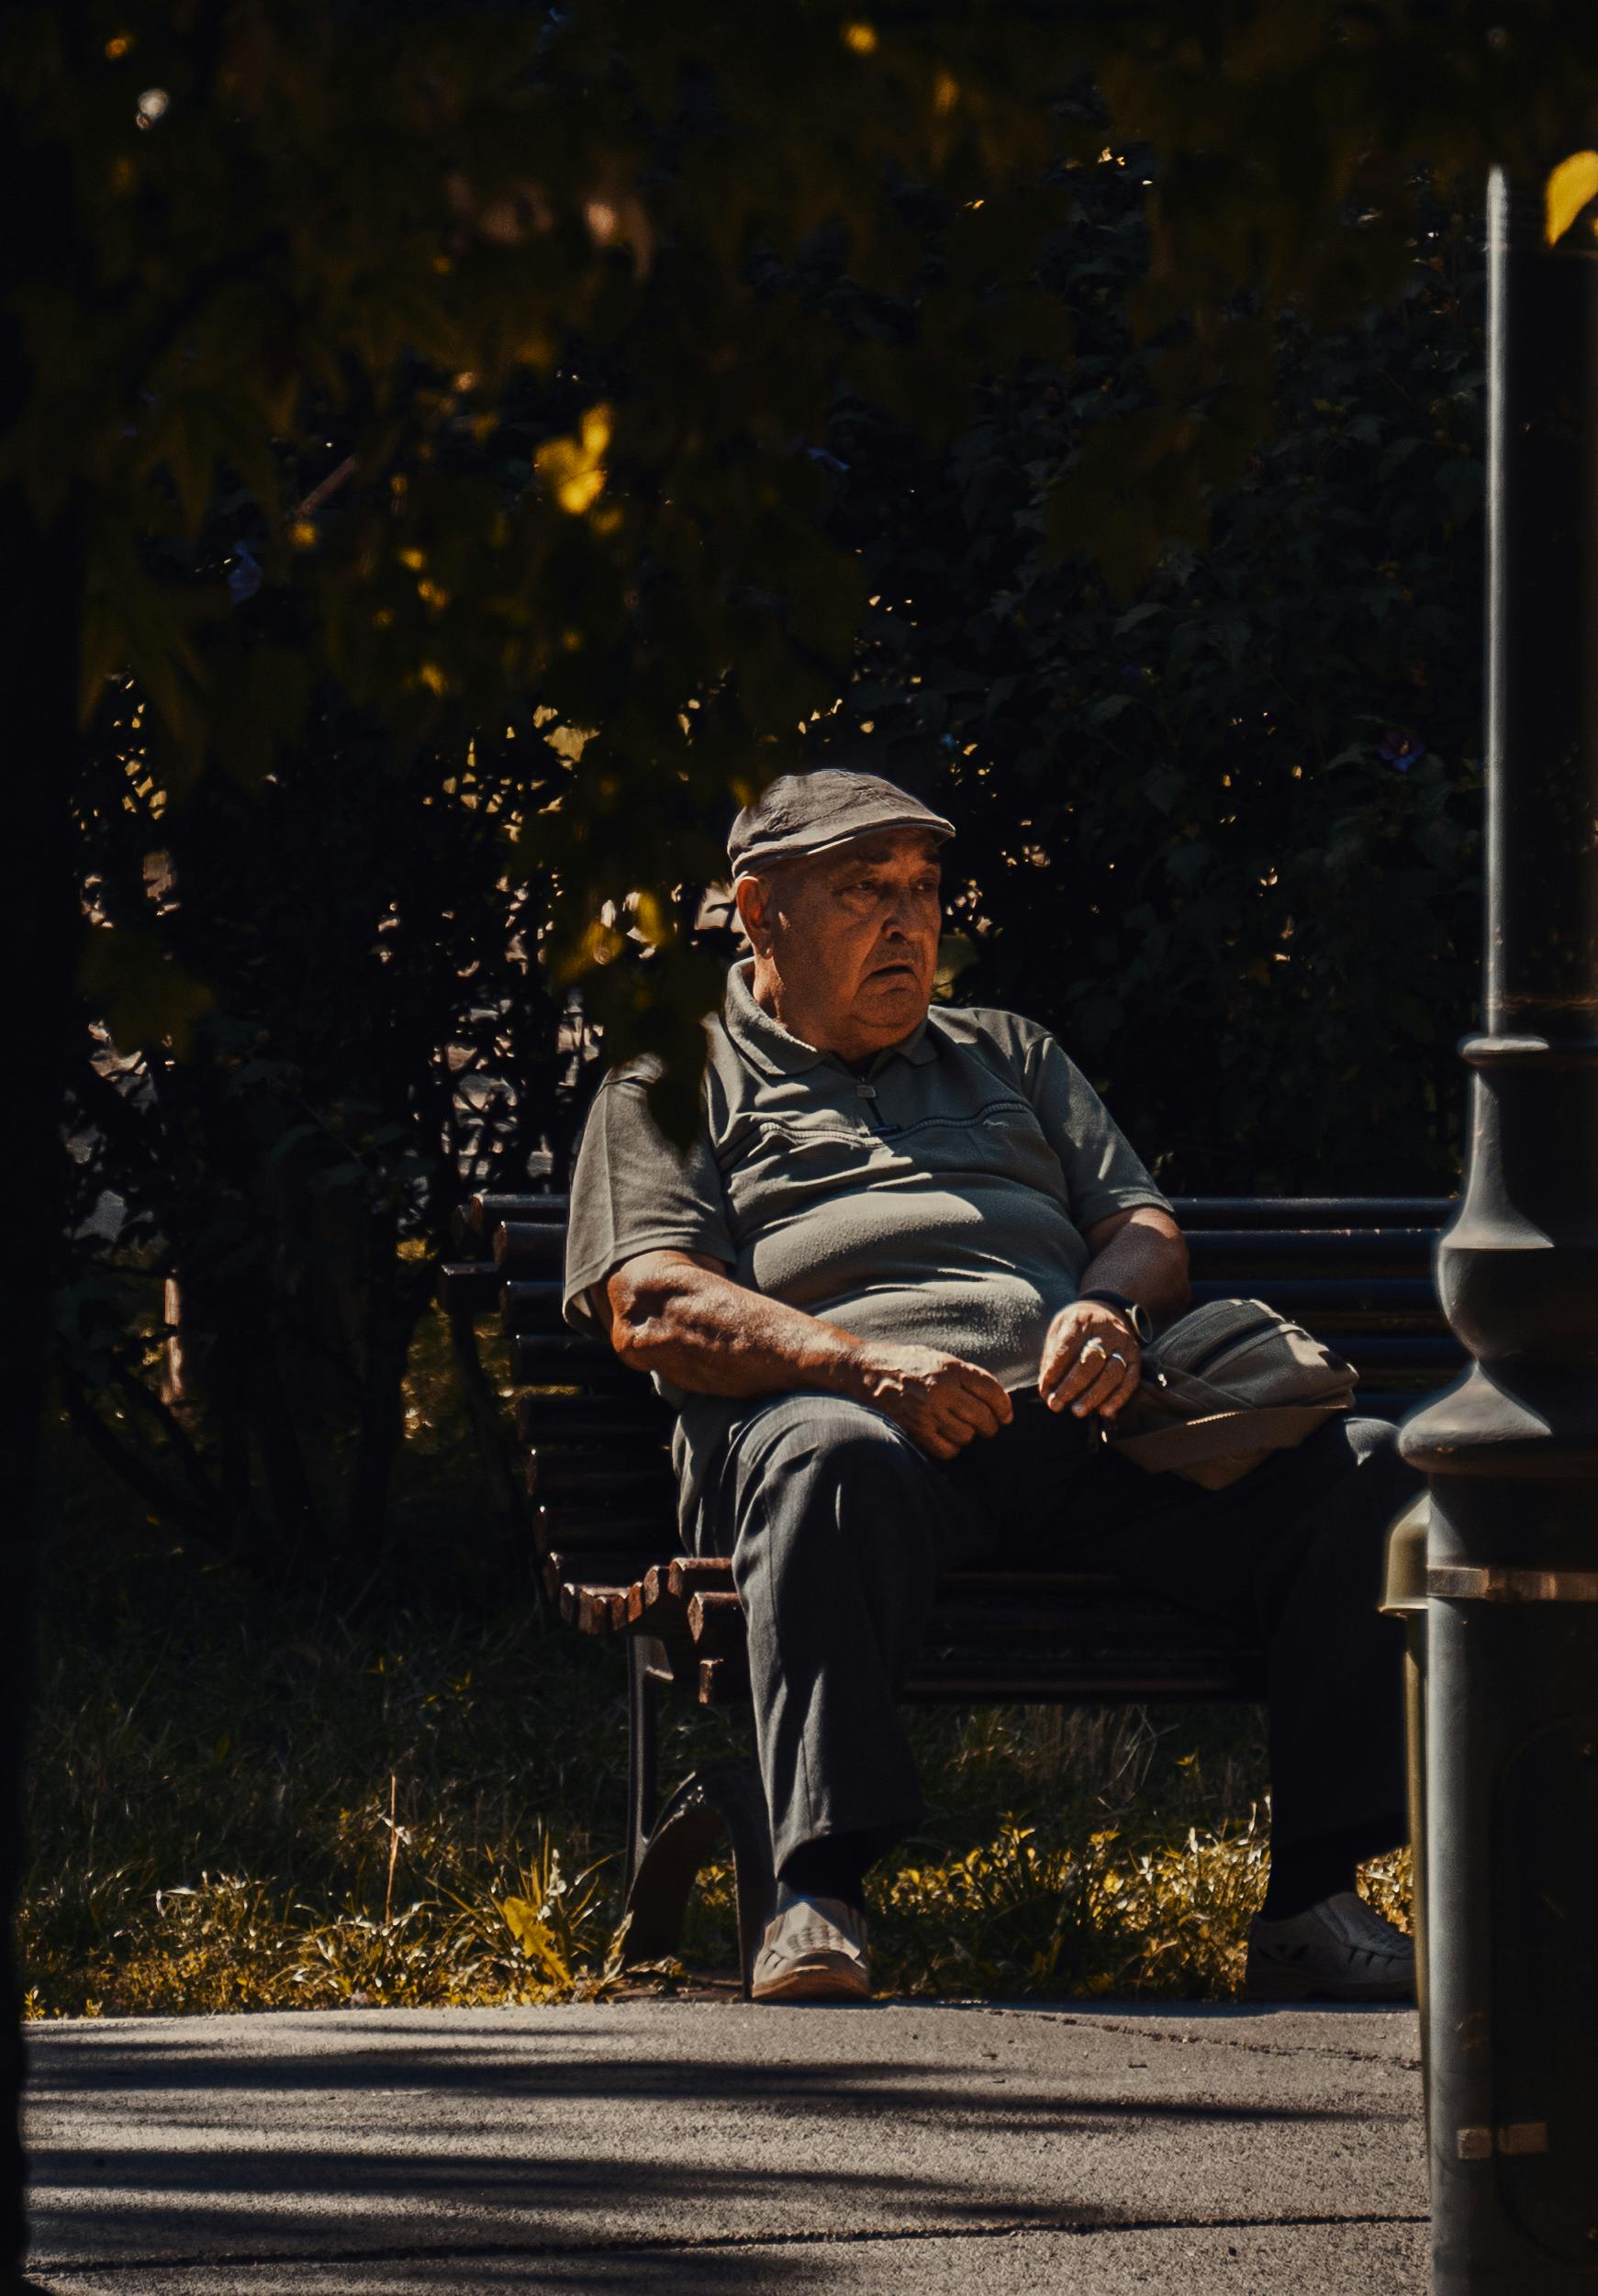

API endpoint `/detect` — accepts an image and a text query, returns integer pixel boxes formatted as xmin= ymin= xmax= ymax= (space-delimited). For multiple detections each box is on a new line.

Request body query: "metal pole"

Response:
xmin=1400 ymin=166 xmax=1598 ymax=2291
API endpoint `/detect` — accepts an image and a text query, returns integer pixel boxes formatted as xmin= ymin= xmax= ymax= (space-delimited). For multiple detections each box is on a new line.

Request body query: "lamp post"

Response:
xmin=1399 ymin=166 xmax=1598 ymax=2291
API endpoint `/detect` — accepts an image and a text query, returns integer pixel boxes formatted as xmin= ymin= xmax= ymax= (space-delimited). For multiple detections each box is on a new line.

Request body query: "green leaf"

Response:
xmin=78 ymin=930 xmax=213 ymax=1058
xmin=1112 ymin=603 xmax=1165 ymax=636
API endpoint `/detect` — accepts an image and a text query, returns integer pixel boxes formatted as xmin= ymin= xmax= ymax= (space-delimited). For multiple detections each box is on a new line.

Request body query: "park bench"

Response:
xmin=441 ymin=1192 xmax=1456 ymax=1989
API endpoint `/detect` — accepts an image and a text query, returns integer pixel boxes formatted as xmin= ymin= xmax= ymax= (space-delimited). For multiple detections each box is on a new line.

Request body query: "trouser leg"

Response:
xmin=1239 ymin=1416 xmax=1415 ymax=1854
xmin=964 ymin=1404 xmax=1416 ymax=1860
xmin=693 ymin=1393 xmax=972 ymax=1874
xmin=1094 ymin=1415 xmax=1416 ymax=1855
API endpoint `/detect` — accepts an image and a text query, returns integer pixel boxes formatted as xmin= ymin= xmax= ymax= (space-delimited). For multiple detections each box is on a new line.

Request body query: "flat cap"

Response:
xmin=727 ymin=769 xmax=955 ymax=880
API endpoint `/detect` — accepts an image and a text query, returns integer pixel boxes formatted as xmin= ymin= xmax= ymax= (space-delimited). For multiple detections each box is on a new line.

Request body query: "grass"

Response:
xmin=22 ymin=1297 xmax=1411 ymax=2018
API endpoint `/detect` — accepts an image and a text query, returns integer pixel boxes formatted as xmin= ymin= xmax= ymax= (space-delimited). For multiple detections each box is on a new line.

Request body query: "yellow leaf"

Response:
xmin=498 ymin=1897 xmax=552 ymax=1956
xmin=632 ymin=889 xmax=670 ymax=946
xmin=843 ymin=21 xmax=877 ymax=52
xmin=558 ymin=467 xmax=606 ymax=515
xmin=1546 ymin=151 xmax=1598 ymax=245
xmin=535 ymin=405 xmax=612 ymax=517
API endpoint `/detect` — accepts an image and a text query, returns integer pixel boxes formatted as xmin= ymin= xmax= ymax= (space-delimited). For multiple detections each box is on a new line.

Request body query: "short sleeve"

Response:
xmin=563 ymin=1067 xmax=736 ymax=1331
xmin=1019 ymin=1032 xmax=1172 ymax=1233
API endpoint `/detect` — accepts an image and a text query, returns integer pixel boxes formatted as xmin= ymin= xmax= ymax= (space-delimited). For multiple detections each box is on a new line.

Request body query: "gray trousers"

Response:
xmin=690 ymin=1392 xmax=1417 ymax=1875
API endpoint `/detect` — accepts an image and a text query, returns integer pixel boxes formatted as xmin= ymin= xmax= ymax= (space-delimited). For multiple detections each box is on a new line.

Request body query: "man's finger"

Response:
xmin=1046 ymin=1336 xmax=1119 ymax=1410
xmin=1039 ymin=1323 xmax=1110 ymax=1405
xmin=943 ymin=1381 xmax=1004 ymax=1437
xmin=1036 ymin=1326 xmax=1078 ymax=1402
xmin=1096 ymin=1358 xmax=1142 ymax=1422
xmin=1058 ymin=1331 xmax=1140 ymax=1405
xmin=951 ymin=1361 xmax=1014 ymax=1423
xmin=1069 ymin=1355 xmax=1131 ymax=1419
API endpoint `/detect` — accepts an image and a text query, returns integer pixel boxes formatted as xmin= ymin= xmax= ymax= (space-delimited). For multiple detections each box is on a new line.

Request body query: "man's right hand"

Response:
xmin=849 ymin=1343 xmax=1014 ymax=1461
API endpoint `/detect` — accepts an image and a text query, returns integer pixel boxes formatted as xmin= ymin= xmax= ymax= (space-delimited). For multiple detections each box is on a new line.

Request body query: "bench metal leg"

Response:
xmin=624 ymin=1635 xmax=663 ymax=1894
xmin=623 ymin=1760 xmax=776 ymax=1998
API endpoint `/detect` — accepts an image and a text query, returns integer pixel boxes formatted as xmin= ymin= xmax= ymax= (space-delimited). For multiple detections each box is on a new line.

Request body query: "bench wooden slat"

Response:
xmin=534 ymin=1505 xmax=673 ymax=1554
xmin=559 ymin=1584 xmax=628 ymax=1634
xmin=516 ymin=1393 xmax=672 ymax=1446
xmin=1169 ymin=1197 xmax=1451 ymax=1228
xmin=1356 ymin=1389 xmax=1440 ymax=1421
xmin=493 ymin=1220 xmax=568 ymax=1273
xmin=620 ymin=1561 xmax=738 ymax=1638
xmin=1344 ymin=1334 xmax=1464 ymax=1366
xmin=1186 ymin=1230 xmax=1438 ymax=1273
xmin=528 ymin=1454 xmax=673 ymax=1504
xmin=462 ymin=1190 xmax=568 ymax=1240
xmin=514 ymin=1334 xmax=624 ymax=1381
xmin=1189 ymin=1276 xmax=1439 ymax=1325
xmin=687 ymin=1589 xmax=746 ymax=1657
xmin=438 ymin=1262 xmax=502 ymax=1313
xmin=542 ymin=1550 xmax=663 ymax=1605
xmin=624 ymin=1565 xmax=692 ymax=1638
xmin=502 ymin=1279 xmax=567 ymax=1336
xmin=667 ymin=1555 xmax=732 ymax=1597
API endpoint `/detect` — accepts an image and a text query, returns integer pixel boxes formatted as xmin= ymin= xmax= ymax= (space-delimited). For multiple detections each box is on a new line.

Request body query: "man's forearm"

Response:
xmin=1078 ymin=1214 xmax=1190 ymax=1330
xmin=608 ymin=1257 xmax=870 ymax=1400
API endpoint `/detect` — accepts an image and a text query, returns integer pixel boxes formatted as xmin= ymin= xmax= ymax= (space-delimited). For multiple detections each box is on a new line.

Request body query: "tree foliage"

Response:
xmin=0 ymin=8 xmax=1581 ymax=1630
xmin=23 ymin=3 xmax=1080 ymax=1578
xmin=830 ymin=176 xmax=1486 ymax=1189
xmin=61 ymin=172 xmax=1492 ymax=1585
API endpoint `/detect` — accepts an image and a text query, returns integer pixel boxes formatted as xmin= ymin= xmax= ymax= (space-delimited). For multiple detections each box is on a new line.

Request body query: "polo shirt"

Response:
xmin=564 ymin=959 xmax=1171 ymax=1522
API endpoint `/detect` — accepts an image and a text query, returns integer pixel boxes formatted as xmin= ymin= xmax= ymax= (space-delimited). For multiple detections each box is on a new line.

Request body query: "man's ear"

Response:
xmin=734 ymin=875 xmax=770 ymax=953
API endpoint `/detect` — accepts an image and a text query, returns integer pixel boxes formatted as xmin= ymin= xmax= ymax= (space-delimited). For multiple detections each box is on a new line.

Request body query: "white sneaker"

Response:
xmin=751 ymin=1889 xmax=871 ymax=2003
xmin=1246 ymin=1889 xmax=1415 ymax=2002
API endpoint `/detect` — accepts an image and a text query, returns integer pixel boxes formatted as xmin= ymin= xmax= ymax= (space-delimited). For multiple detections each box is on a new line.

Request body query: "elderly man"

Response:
xmin=564 ymin=767 xmax=1417 ymax=2004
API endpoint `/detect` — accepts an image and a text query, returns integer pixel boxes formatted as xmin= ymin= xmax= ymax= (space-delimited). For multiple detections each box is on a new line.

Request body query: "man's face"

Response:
xmin=740 ymin=827 xmax=945 ymax=1061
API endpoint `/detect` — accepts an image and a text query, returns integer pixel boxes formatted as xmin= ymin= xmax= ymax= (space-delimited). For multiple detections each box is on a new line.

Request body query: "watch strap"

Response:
xmin=1078 ymin=1287 xmax=1153 ymax=1343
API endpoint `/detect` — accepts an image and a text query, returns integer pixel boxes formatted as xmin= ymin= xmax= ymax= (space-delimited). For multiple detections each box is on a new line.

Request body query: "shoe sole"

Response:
xmin=1245 ymin=1958 xmax=1414 ymax=2005
xmin=751 ymin=1956 xmax=872 ymax=2004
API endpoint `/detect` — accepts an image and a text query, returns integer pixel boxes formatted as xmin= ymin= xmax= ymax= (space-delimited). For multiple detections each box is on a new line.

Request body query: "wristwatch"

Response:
xmin=1077 ymin=1287 xmax=1154 ymax=1345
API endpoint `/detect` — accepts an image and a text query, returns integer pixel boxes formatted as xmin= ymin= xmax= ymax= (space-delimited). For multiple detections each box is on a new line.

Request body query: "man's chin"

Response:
xmin=852 ymin=978 xmax=931 ymax=1041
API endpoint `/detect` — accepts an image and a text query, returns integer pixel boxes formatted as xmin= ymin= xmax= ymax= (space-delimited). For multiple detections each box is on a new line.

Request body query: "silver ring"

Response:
xmin=1080 ymin=1337 xmax=1107 ymax=1360
xmin=1109 ymin=1351 xmax=1128 ymax=1369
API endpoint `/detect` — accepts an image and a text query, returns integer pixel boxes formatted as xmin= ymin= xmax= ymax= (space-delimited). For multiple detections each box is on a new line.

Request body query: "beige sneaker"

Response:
xmin=1246 ymin=1889 xmax=1415 ymax=2002
xmin=751 ymin=1889 xmax=871 ymax=2003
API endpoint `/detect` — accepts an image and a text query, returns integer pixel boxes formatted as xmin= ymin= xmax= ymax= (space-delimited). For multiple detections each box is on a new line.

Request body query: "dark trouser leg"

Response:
xmin=693 ymin=1394 xmax=974 ymax=1876
xmin=1092 ymin=1415 xmax=1417 ymax=1862
xmin=965 ymin=1406 xmax=1417 ymax=1874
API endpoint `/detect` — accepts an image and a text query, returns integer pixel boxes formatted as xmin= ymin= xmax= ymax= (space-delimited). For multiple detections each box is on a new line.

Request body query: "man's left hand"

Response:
xmin=1038 ymin=1300 xmax=1142 ymax=1420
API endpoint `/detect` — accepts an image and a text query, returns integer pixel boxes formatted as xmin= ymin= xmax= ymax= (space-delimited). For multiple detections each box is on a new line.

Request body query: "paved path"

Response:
xmin=25 ymin=2000 xmax=1427 ymax=2293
